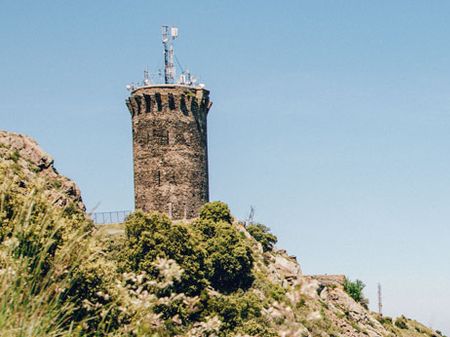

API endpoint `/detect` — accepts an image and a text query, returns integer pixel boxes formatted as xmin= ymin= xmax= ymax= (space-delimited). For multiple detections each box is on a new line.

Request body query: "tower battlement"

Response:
xmin=126 ymin=85 xmax=211 ymax=117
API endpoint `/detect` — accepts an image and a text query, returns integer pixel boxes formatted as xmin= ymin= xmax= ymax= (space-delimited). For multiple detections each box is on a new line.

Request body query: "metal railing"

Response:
xmin=91 ymin=210 xmax=132 ymax=225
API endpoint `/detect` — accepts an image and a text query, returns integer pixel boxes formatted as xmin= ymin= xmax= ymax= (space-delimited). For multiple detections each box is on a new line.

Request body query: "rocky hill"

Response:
xmin=0 ymin=130 xmax=445 ymax=337
xmin=0 ymin=131 xmax=85 ymax=212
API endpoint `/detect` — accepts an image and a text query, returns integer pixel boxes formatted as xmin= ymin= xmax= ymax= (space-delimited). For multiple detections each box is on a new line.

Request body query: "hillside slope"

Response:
xmin=0 ymin=130 xmax=445 ymax=337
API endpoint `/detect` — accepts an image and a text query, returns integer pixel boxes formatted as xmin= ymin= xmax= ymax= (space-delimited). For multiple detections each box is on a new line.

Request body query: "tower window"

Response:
xmin=191 ymin=97 xmax=199 ymax=114
xmin=168 ymin=172 xmax=176 ymax=184
xmin=154 ymin=170 xmax=161 ymax=186
xmin=155 ymin=93 xmax=162 ymax=111
xmin=168 ymin=93 xmax=176 ymax=110
xmin=175 ymin=132 xmax=187 ymax=145
xmin=134 ymin=96 xmax=142 ymax=115
xmin=153 ymin=128 xmax=169 ymax=145
xmin=144 ymin=94 xmax=152 ymax=113
xmin=180 ymin=95 xmax=189 ymax=115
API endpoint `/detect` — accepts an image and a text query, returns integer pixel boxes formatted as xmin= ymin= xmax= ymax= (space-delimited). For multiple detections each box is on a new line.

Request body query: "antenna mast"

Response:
xmin=161 ymin=25 xmax=178 ymax=84
xmin=378 ymin=283 xmax=383 ymax=316
xmin=127 ymin=26 xmax=204 ymax=91
xmin=245 ymin=206 xmax=255 ymax=226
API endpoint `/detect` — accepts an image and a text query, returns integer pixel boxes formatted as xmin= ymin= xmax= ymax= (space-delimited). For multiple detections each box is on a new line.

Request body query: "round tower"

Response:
xmin=126 ymin=84 xmax=212 ymax=219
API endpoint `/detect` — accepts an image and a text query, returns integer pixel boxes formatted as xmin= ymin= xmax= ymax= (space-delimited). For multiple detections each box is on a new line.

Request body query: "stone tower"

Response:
xmin=126 ymin=84 xmax=212 ymax=219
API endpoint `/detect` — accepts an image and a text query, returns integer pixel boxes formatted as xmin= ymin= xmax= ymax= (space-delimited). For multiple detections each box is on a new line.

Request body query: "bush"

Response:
xmin=0 ymin=172 xmax=117 ymax=336
xmin=375 ymin=314 xmax=393 ymax=326
xmin=247 ymin=223 xmax=278 ymax=252
xmin=343 ymin=277 xmax=368 ymax=308
xmin=124 ymin=211 xmax=208 ymax=296
xmin=207 ymin=291 xmax=263 ymax=332
xmin=121 ymin=203 xmax=256 ymax=334
xmin=124 ymin=204 xmax=255 ymax=295
xmin=201 ymin=220 xmax=254 ymax=293
xmin=199 ymin=201 xmax=232 ymax=224
xmin=394 ymin=316 xmax=408 ymax=329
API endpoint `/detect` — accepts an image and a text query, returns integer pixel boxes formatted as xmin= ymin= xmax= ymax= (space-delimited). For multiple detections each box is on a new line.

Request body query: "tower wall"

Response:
xmin=126 ymin=85 xmax=212 ymax=219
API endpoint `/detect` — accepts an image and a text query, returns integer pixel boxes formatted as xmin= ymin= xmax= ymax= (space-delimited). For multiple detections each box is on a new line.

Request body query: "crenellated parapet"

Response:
xmin=126 ymin=85 xmax=212 ymax=117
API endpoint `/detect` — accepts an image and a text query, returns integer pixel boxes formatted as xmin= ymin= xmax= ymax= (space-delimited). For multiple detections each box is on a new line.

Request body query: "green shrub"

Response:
xmin=124 ymin=211 xmax=208 ymax=296
xmin=8 ymin=150 xmax=20 ymax=163
xmin=207 ymin=290 xmax=263 ymax=333
xmin=394 ymin=316 xmax=408 ymax=329
xmin=238 ymin=318 xmax=278 ymax=336
xmin=0 ymin=175 xmax=116 ymax=336
xmin=199 ymin=201 xmax=232 ymax=224
xmin=343 ymin=277 xmax=368 ymax=308
xmin=201 ymin=220 xmax=254 ymax=293
xmin=124 ymin=204 xmax=255 ymax=295
xmin=376 ymin=314 xmax=393 ymax=325
xmin=247 ymin=223 xmax=277 ymax=252
xmin=120 ymin=204 xmax=257 ymax=334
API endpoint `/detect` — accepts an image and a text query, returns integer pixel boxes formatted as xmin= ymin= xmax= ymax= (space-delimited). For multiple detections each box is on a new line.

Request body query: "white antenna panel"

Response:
xmin=171 ymin=27 xmax=178 ymax=38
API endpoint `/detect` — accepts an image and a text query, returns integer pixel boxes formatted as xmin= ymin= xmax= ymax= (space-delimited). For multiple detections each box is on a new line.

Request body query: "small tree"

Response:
xmin=394 ymin=316 xmax=408 ymax=329
xmin=204 ymin=221 xmax=254 ymax=293
xmin=246 ymin=224 xmax=277 ymax=252
xmin=124 ymin=211 xmax=208 ymax=295
xmin=343 ymin=277 xmax=368 ymax=308
xmin=199 ymin=201 xmax=232 ymax=224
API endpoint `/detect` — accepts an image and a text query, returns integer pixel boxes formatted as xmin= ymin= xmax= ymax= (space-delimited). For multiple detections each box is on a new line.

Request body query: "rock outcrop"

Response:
xmin=0 ymin=131 xmax=85 ymax=212
xmin=243 ymin=228 xmax=442 ymax=337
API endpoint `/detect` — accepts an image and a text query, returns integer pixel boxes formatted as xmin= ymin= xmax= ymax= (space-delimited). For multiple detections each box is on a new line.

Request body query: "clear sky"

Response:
xmin=1 ymin=1 xmax=449 ymax=333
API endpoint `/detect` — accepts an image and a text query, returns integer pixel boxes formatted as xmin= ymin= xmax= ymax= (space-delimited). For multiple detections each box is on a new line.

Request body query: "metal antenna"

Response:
xmin=161 ymin=25 xmax=178 ymax=84
xmin=378 ymin=283 xmax=383 ymax=316
xmin=246 ymin=206 xmax=255 ymax=226
xmin=143 ymin=69 xmax=150 ymax=85
xmin=128 ymin=26 xmax=204 ymax=90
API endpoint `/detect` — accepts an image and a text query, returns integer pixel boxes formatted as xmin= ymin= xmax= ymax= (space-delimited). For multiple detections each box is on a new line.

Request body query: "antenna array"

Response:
xmin=126 ymin=26 xmax=204 ymax=91
xmin=161 ymin=26 xmax=178 ymax=84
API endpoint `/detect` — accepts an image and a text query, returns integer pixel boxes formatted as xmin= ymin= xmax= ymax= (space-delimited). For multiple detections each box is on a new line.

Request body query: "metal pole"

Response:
xmin=378 ymin=283 xmax=383 ymax=316
xmin=162 ymin=26 xmax=170 ymax=84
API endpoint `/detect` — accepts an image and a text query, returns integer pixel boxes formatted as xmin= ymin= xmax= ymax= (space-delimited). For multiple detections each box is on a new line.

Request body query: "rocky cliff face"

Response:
xmin=0 ymin=131 xmax=85 ymax=212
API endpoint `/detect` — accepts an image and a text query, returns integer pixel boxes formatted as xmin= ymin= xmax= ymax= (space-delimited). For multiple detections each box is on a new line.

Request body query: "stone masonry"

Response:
xmin=126 ymin=85 xmax=212 ymax=219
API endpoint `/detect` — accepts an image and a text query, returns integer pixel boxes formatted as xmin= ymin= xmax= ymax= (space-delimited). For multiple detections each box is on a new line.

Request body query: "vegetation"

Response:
xmin=198 ymin=201 xmax=232 ymax=224
xmin=0 ymin=162 xmax=109 ymax=336
xmin=118 ymin=203 xmax=258 ymax=335
xmin=0 ymin=143 xmax=444 ymax=337
xmin=246 ymin=223 xmax=278 ymax=252
xmin=394 ymin=315 xmax=409 ymax=329
xmin=0 ymin=162 xmax=266 ymax=337
xmin=343 ymin=277 xmax=369 ymax=309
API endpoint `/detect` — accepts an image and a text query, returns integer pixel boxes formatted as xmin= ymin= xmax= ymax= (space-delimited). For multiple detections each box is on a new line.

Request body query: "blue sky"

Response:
xmin=1 ymin=1 xmax=449 ymax=333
